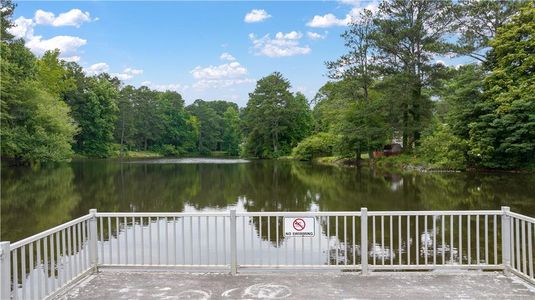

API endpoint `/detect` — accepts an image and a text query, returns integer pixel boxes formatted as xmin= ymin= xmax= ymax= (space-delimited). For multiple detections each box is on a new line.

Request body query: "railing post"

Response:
xmin=501 ymin=206 xmax=511 ymax=274
xmin=89 ymin=209 xmax=98 ymax=272
xmin=361 ymin=208 xmax=368 ymax=275
xmin=230 ymin=210 xmax=238 ymax=275
xmin=0 ymin=241 xmax=11 ymax=300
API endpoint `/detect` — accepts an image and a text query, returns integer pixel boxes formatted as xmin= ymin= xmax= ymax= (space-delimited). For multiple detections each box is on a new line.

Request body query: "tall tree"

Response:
xmin=453 ymin=0 xmax=523 ymax=63
xmin=469 ymin=3 xmax=535 ymax=169
xmin=243 ymin=72 xmax=312 ymax=158
xmin=115 ymin=85 xmax=137 ymax=151
xmin=222 ymin=106 xmax=241 ymax=156
xmin=73 ymin=75 xmax=119 ymax=157
xmin=326 ymin=9 xmax=376 ymax=102
xmin=372 ymin=0 xmax=455 ymax=149
xmin=133 ymin=86 xmax=160 ymax=151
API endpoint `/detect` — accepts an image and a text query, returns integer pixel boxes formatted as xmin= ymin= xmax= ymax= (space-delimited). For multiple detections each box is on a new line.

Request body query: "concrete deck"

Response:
xmin=55 ymin=271 xmax=535 ymax=299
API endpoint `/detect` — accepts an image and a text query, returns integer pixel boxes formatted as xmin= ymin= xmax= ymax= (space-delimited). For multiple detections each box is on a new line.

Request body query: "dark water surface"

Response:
xmin=2 ymin=158 xmax=535 ymax=243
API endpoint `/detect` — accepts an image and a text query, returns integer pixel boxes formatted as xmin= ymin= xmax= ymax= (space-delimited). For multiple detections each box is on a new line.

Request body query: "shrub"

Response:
xmin=292 ymin=132 xmax=339 ymax=160
xmin=418 ymin=124 xmax=468 ymax=169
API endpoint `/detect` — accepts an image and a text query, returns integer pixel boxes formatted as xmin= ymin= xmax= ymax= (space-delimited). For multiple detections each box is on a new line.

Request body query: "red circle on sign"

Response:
xmin=293 ymin=218 xmax=306 ymax=231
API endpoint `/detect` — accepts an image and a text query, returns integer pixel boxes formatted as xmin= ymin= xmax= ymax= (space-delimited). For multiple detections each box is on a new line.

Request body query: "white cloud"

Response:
xmin=7 ymin=10 xmax=90 ymax=60
xmin=62 ymin=56 xmax=81 ymax=63
xmin=190 ymin=56 xmax=254 ymax=91
xmin=244 ymin=9 xmax=271 ymax=23
xmin=112 ymin=68 xmax=144 ymax=81
xmin=249 ymin=32 xmax=311 ymax=57
xmin=8 ymin=17 xmax=35 ymax=40
xmin=192 ymin=78 xmax=255 ymax=89
xmin=191 ymin=61 xmax=247 ymax=80
xmin=275 ymin=31 xmax=302 ymax=40
xmin=26 ymin=35 xmax=87 ymax=57
xmin=307 ymin=1 xmax=379 ymax=28
xmin=34 ymin=9 xmax=93 ymax=27
xmin=307 ymin=31 xmax=327 ymax=40
xmin=220 ymin=52 xmax=236 ymax=61
xmin=141 ymin=81 xmax=186 ymax=92
xmin=84 ymin=62 xmax=109 ymax=76
xmin=124 ymin=68 xmax=143 ymax=75
xmin=306 ymin=14 xmax=350 ymax=28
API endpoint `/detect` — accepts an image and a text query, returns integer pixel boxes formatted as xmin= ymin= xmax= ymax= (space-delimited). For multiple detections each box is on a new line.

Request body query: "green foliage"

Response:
xmin=243 ymin=72 xmax=313 ymax=158
xmin=441 ymin=65 xmax=485 ymax=140
xmin=418 ymin=124 xmax=468 ymax=170
xmin=72 ymin=76 xmax=119 ymax=157
xmin=468 ymin=3 xmax=535 ymax=169
xmin=4 ymin=81 xmax=78 ymax=162
xmin=453 ymin=0 xmax=523 ymax=63
xmin=337 ymin=95 xmax=391 ymax=158
xmin=292 ymin=132 xmax=339 ymax=160
xmin=222 ymin=106 xmax=241 ymax=156
xmin=36 ymin=50 xmax=75 ymax=97
xmin=0 ymin=0 xmax=15 ymax=42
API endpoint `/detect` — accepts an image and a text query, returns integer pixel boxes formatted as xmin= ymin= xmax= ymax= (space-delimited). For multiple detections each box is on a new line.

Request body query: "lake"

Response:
xmin=2 ymin=158 xmax=535 ymax=243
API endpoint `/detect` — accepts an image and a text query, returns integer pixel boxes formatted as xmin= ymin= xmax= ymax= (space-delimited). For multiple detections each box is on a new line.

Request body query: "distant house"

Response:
xmin=373 ymin=143 xmax=402 ymax=158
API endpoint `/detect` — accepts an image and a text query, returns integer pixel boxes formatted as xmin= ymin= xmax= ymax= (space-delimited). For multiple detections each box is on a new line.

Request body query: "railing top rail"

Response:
xmin=10 ymin=213 xmax=92 ymax=250
xmin=367 ymin=210 xmax=503 ymax=216
xmin=507 ymin=211 xmax=535 ymax=223
xmin=236 ymin=211 xmax=362 ymax=217
xmin=95 ymin=210 xmax=506 ymax=218
xmin=95 ymin=212 xmax=230 ymax=217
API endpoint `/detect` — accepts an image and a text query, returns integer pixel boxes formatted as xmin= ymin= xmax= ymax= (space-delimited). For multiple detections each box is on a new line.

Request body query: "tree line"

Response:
xmin=1 ymin=0 xmax=534 ymax=170
xmin=294 ymin=0 xmax=534 ymax=170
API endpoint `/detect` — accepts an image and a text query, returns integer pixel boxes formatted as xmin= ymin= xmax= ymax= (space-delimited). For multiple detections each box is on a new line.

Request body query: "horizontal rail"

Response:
xmin=369 ymin=264 xmax=504 ymax=271
xmin=507 ymin=212 xmax=535 ymax=224
xmin=236 ymin=211 xmax=361 ymax=217
xmin=367 ymin=210 xmax=502 ymax=216
xmin=96 ymin=212 xmax=230 ymax=218
xmin=10 ymin=214 xmax=93 ymax=250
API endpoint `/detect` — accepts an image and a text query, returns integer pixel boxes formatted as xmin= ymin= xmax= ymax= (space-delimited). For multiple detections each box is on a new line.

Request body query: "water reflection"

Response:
xmin=2 ymin=159 xmax=535 ymax=243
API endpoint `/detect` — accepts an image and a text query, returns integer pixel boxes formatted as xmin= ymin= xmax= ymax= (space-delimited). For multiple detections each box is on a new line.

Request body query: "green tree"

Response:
xmin=243 ymin=72 xmax=312 ymax=158
xmin=187 ymin=100 xmax=221 ymax=154
xmin=372 ymin=0 xmax=455 ymax=149
xmin=0 ymin=0 xmax=15 ymax=42
xmin=36 ymin=50 xmax=76 ymax=97
xmin=326 ymin=9 xmax=376 ymax=102
xmin=5 ymin=81 xmax=78 ymax=162
xmin=453 ymin=0 xmax=523 ymax=63
xmin=73 ymin=75 xmax=119 ymax=157
xmin=338 ymin=95 xmax=391 ymax=160
xmin=469 ymin=4 xmax=535 ymax=169
xmin=222 ymin=106 xmax=241 ymax=156
xmin=441 ymin=65 xmax=485 ymax=141
xmin=115 ymin=85 xmax=137 ymax=151
xmin=132 ymin=86 xmax=161 ymax=151
xmin=418 ymin=123 xmax=468 ymax=169
xmin=158 ymin=90 xmax=192 ymax=155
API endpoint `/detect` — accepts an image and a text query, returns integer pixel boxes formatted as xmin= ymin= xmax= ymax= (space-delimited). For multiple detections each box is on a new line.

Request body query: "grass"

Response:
xmin=116 ymin=150 xmax=163 ymax=158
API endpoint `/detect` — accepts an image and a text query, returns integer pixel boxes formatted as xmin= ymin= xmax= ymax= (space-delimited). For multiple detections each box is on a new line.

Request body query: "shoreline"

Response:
xmin=310 ymin=156 xmax=534 ymax=174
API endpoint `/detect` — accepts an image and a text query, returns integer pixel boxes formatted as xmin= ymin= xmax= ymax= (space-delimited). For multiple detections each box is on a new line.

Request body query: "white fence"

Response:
xmin=1 ymin=207 xmax=534 ymax=299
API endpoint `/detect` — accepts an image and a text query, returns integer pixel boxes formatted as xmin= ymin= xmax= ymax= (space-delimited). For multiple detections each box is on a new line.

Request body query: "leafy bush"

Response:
xmin=418 ymin=124 xmax=468 ymax=169
xmin=292 ymin=132 xmax=339 ymax=160
xmin=155 ymin=144 xmax=183 ymax=157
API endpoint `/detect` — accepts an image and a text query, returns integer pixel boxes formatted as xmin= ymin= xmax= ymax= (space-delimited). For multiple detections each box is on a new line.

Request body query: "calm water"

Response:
xmin=2 ymin=158 xmax=535 ymax=243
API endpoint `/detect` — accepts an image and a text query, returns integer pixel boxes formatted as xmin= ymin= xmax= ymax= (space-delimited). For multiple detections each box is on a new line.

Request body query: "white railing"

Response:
xmin=1 ymin=207 xmax=534 ymax=300
xmin=505 ymin=210 xmax=535 ymax=283
xmin=1 ymin=210 xmax=97 ymax=300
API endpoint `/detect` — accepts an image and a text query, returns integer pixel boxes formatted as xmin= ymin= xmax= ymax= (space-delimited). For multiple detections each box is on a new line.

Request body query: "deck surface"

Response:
xmin=55 ymin=270 xmax=535 ymax=299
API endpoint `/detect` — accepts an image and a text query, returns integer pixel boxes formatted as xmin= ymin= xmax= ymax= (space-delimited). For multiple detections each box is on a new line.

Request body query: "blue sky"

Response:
xmin=10 ymin=1 xmax=471 ymax=107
